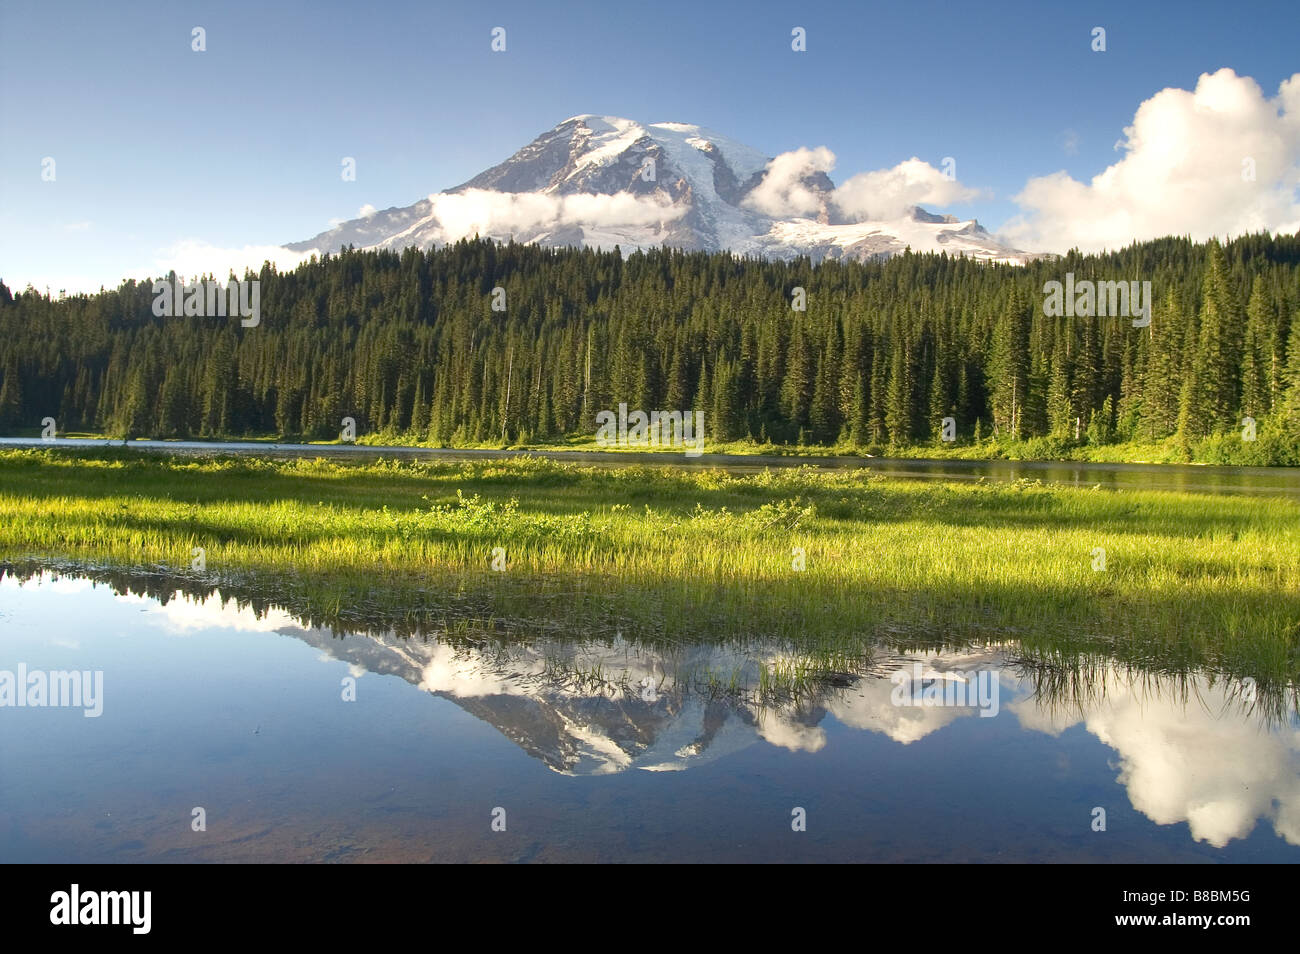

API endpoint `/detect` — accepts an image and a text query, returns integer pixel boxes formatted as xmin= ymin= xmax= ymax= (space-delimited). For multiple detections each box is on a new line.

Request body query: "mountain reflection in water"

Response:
xmin=2 ymin=567 xmax=1297 ymax=861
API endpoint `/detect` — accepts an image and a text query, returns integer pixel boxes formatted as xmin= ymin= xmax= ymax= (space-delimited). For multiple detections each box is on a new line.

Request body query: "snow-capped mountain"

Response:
xmin=287 ymin=115 xmax=1034 ymax=264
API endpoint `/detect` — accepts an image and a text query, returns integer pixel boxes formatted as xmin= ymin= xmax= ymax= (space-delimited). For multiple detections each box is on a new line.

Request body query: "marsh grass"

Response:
xmin=1 ymin=447 xmax=1297 ymax=701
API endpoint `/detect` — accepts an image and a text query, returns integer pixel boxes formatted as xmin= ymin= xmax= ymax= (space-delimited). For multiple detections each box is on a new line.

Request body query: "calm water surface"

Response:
xmin=1 ymin=570 xmax=1296 ymax=863
xmin=2 ymin=437 xmax=1298 ymax=499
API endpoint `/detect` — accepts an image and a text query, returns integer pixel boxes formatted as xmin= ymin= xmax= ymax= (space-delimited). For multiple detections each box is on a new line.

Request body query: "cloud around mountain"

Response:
xmin=741 ymin=146 xmax=837 ymax=217
xmin=424 ymin=187 xmax=685 ymax=239
xmin=341 ymin=145 xmax=985 ymax=249
xmin=833 ymin=158 xmax=987 ymax=222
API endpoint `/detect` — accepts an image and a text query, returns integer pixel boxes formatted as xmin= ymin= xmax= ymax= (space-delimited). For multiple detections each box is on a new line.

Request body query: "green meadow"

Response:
xmin=1 ymin=447 xmax=1297 ymax=704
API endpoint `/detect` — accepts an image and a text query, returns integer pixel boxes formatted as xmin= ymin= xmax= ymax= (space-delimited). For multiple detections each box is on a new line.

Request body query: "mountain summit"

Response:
xmin=288 ymin=115 xmax=1031 ymax=264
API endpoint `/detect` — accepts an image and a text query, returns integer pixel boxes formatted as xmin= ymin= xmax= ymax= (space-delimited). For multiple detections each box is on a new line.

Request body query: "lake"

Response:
xmin=2 ymin=568 xmax=1296 ymax=863
xmin=3 ymin=437 xmax=1299 ymax=498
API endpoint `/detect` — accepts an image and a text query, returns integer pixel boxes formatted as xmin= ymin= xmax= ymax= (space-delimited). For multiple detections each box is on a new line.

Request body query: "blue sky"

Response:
xmin=2 ymin=0 xmax=1298 ymax=293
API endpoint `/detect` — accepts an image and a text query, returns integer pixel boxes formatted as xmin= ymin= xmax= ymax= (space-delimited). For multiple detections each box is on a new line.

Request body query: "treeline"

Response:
xmin=1 ymin=233 xmax=1299 ymax=460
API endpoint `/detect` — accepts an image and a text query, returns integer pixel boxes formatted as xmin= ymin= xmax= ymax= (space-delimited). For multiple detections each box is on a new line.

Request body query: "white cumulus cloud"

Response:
xmin=743 ymin=146 xmax=837 ymax=217
xmin=1002 ymin=68 xmax=1300 ymax=252
xmin=833 ymin=157 xmax=985 ymax=221
xmin=742 ymin=147 xmax=984 ymax=223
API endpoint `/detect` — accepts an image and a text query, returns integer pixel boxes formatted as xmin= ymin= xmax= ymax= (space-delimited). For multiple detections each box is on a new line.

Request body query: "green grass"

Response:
xmin=1 ymin=447 xmax=1297 ymax=705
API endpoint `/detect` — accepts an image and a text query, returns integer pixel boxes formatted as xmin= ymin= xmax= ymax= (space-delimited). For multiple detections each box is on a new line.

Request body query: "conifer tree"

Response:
xmin=1240 ymin=276 xmax=1272 ymax=418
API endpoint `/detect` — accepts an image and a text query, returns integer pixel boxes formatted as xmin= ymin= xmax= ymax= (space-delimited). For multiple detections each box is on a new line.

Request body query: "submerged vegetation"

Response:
xmin=1 ymin=448 xmax=1298 ymax=706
